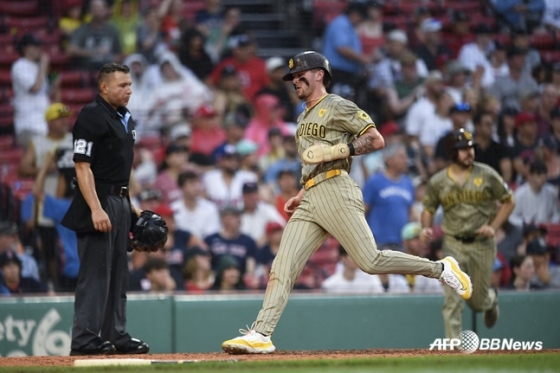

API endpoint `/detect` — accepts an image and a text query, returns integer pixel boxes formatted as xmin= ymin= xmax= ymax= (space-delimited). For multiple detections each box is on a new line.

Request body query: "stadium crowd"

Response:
xmin=1 ymin=0 xmax=560 ymax=296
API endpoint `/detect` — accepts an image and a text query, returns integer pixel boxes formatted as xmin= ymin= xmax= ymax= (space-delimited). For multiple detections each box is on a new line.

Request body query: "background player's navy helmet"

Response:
xmin=282 ymin=51 xmax=332 ymax=83
xmin=444 ymin=128 xmax=475 ymax=160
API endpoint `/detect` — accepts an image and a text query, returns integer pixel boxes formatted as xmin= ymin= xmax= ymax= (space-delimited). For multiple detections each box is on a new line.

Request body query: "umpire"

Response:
xmin=62 ymin=62 xmax=148 ymax=355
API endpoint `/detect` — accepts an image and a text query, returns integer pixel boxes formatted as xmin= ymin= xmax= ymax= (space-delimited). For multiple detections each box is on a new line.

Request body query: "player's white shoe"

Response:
xmin=438 ymin=256 xmax=472 ymax=300
xmin=222 ymin=323 xmax=276 ymax=354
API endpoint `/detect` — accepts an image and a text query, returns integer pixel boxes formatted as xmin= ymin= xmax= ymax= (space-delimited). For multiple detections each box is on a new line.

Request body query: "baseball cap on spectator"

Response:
xmin=551 ymin=107 xmax=560 ymax=119
xmin=346 ymin=2 xmax=369 ymax=18
xmin=64 ymin=0 xmax=82 ymax=8
xmin=515 ymin=112 xmax=536 ymax=128
xmin=220 ymin=205 xmax=243 ymax=216
xmin=236 ymin=139 xmax=258 ymax=156
xmin=165 ymin=143 xmax=189 ymax=156
xmin=539 ymin=134 xmax=557 ymax=150
xmin=398 ymin=51 xmax=417 ymax=65
xmin=137 ymin=189 xmax=161 ymax=202
xmin=228 ymin=34 xmax=252 ymax=49
xmin=17 ymin=34 xmax=41 ymax=54
xmin=169 ymin=123 xmax=191 ymax=142
xmin=528 ymin=160 xmax=547 ymax=175
xmin=144 ymin=257 xmax=168 ymax=273
xmin=265 ymin=222 xmax=283 ymax=235
xmin=387 ymin=29 xmax=408 ymax=44
xmin=445 ymin=60 xmax=470 ymax=80
xmin=185 ymin=246 xmax=211 ymax=260
xmin=242 ymin=182 xmax=259 ymax=194
xmin=510 ymin=27 xmax=529 ymax=37
xmin=268 ymin=127 xmax=283 ymax=139
xmin=266 ymin=57 xmax=285 ymax=73
xmin=522 ymin=222 xmax=548 ymax=237
xmin=520 ymin=88 xmax=539 ymax=101
xmin=0 ymin=250 xmax=21 ymax=269
xmin=153 ymin=204 xmax=174 ymax=218
xmin=492 ymin=257 xmax=503 ymax=272
xmin=507 ymin=46 xmax=527 ymax=58
xmin=216 ymin=255 xmax=240 ymax=273
xmin=500 ymin=106 xmax=519 ymax=118
xmin=473 ymin=24 xmax=492 ymax=35
xmin=452 ymin=10 xmax=468 ymax=23
xmin=414 ymin=6 xmax=430 ymax=17
xmin=401 ymin=222 xmax=421 ymax=241
xmin=420 ymin=18 xmax=442 ymax=33
xmin=0 ymin=221 xmax=18 ymax=235
xmin=424 ymin=70 xmax=443 ymax=85
xmin=449 ymin=102 xmax=471 ymax=115
xmin=193 ymin=104 xmax=217 ymax=119
xmin=526 ymin=237 xmax=549 ymax=256
xmin=45 ymin=103 xmax=72 ymax=122
xmin=221 ymin=65 xmax=237 ymax=78
xmin=379 ymin=121 xmax=401 ymax=137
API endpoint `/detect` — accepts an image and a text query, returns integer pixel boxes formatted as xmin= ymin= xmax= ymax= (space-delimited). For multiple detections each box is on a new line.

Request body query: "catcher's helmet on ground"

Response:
xmin=444 ymin=128 xmax=475 ymax=160
xmin=129 ymin=210 xmax=168 ymax=252
xmin=282 ymin=51 xmax=332 ymax=82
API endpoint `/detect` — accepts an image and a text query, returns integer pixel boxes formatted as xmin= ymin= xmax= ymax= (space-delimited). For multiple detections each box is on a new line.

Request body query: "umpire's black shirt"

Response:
xmin=61 ymin=94 xmax=136 ymax=232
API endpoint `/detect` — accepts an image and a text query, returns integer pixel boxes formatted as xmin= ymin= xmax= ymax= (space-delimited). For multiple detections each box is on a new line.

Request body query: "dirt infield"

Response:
xmin=0 ymin=349 xmax=557 ymax=367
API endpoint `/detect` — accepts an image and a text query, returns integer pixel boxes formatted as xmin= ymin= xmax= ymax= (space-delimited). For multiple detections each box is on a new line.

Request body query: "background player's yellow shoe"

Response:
xmin=438 ymin=256 xmax=473 ymax=300
xmin=222 ymin=324 xmax=276 ymax=354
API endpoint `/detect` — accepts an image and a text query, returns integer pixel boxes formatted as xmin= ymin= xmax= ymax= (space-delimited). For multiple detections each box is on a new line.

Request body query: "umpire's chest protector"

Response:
xmin=61 ymin=96 xmax=136 ymax=233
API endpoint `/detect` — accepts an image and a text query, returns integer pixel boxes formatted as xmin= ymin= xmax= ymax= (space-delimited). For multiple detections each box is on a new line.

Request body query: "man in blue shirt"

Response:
xmin=363 ymin=144 xmax=415 ymax=251
xmin=321 ymin=2 xmax=372 ymax=91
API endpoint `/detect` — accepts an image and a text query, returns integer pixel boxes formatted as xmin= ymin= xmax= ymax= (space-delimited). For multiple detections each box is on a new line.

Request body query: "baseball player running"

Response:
xmin=420 ymin=129 xmax=515 ymax=339
xmin=221 ymin=51 xmax=472 ymax=354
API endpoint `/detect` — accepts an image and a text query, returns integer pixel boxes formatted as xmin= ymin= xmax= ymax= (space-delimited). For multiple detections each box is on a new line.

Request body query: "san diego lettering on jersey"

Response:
xmin=297 ymin=122 xmax=326 ymax=138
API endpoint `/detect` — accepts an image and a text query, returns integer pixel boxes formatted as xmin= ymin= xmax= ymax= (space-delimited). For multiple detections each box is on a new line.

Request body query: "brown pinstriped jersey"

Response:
xmin=423 ymin=162 xmax=513 ymax=237
xmin=295 ymin=94 xmax=375 ymax=183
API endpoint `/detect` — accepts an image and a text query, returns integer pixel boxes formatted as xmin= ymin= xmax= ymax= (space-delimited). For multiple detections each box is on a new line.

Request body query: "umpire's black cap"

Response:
xmin=282 ymin=51 xmax=332 ymax=81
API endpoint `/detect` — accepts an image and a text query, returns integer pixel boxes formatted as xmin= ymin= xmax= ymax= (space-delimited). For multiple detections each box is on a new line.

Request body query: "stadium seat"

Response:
xmin=0 ymin=116 xmax=13 ymax=130
xmin=0 ymin=1 xmax=38 ymax=17
xmin=0 ymin=51 xmax=19 ymax=67
xmin=59 ymin=71 xmax=89 ymax=88
xmin=531 ymin=33 xmax=556 ymax=51
xmin=543 ymin=223 xmax=560 ymax=248
xmin=4 ymin=16 xmax=49 ymax=33
xmin=1 ymin=148 xmax=23 ymax=164
xmin=0 ymin=33 xmax=14 ymax=46
xmin=0 ymin=103 xmax=13 ymax=117
xmin=61 ymin=88 xmax=96 ymax=104
xmin=0 ymin=135 xmax=13 ymax=150
xmin=541 ymin=51 xmax=560 ymax=64
xmin=0 ymin=69 xmax=10 ymax=85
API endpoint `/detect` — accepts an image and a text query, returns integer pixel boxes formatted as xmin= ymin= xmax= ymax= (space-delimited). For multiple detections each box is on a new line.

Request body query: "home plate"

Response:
xmin=73 ymin=358 xmax=238 ymax=367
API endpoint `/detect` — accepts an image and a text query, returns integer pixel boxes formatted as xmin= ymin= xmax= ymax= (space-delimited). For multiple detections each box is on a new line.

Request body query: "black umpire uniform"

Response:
xmin=62 ymin=92 xmax=145 ymax=355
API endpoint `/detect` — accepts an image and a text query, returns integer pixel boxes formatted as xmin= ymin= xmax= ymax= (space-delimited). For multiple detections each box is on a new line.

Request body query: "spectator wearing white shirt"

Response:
xmin=240 ymin=182 xmax=285 ymax=248
xmin=405 ymin=71 xmax=445 ymax=145
xmin=419 ymin=91 xmax=454 ymax=160
xmin=172 ymin=171 xmax=220 ymax=240
xmin=458 ymin=24 xmax=495 ymax=89
xmin=445 ymin=60 xmax=471 ymax=104
xmin=11 ymin=34 xmax=59 ymax=147
xmin=509 ymin=161 xmax=560 ymax=227
xmin=543 ymin=0 xmax=560 ymax=30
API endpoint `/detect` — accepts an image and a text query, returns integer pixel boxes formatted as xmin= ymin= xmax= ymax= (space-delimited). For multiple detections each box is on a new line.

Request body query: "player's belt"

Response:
xmin=453 ymin=235 xmax=477 ymax=244
xmin=304 ymin=169 xmax=344 ymax=191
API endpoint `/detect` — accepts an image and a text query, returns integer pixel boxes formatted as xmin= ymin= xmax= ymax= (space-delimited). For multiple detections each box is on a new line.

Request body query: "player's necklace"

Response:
xmin=304 ymin=94 xmax=328 ymax=111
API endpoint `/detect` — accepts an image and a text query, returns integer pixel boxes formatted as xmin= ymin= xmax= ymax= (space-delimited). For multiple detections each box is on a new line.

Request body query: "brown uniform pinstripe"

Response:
xmin=253 ymin=94 xmax=443 ymax=336
xmin=423 ymin=162 xmax=513 ymax=339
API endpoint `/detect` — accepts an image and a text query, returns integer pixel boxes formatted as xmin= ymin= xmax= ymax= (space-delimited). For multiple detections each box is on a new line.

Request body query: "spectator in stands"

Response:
xmin=550 ymin=108 xmax=560 ymax=152
xmin=132 ymin=142 xmax=158 ymax=189
xmin=445 ymin=60 xmax=471 ymax=104
xmin=203 ymin=145 xmax=257 ymax=210
xmin=0 ymin=221 xmax=40 ymax=283
xmin=511 ymin=29 xmax=542 ymax=74
xmin=123 ymin=54 xmax=152 ymax=135
xmin=370 ymin=30 xmax=428 ymax=91
xmin=136 ymin=6 xmax=164 ymax=64
xmin=157 ymin=0 xmax=188 ymax=48
xmin=496 ymin=107 xmax=519 ymax=150
xmin=407 ymin=6 xmax=432 ymax=51
xmin=154 ymin=144 xmax=190 ymax=204
xmin=257 ymin=57 xmax=299 ymax=123
xmin=415 ymin=18 xmax=452 ymax=72
xmin=401 ymin=222 xmax=443 ymax=293
xmin=356 ymin=1 xmax=384 ymax=59
xmin=458 ymin=24 xmax=495 ymax=89
xmin=208 ymin=34 xmax=269 ymax=102
xmin=363 ymin=144 xmax=414 ymax=251
xmin=321 ymin=2 xmax=371 ymax=91
xmin=195 ymin=0 xmax=223 ymax=34
xmin=67 ymin=0 xmax=123 ymax=70
xmin=433 ymin=103 xmax=473 ymax=171
xmin=512 ymin=112 xmax=540 ymax=179
xmin=258 ymin=128 xmax=285 ymax=173
xmin=490 ymin=47 xmax=539 ymax=111
xmin=197 ymin=5 xmax=242 ymax=64
xmin=210 ymin=255 xmax=246 ymax=291
xmin=496 ymin=220 xmax=524 ymax=264
xmin=240 ymin=182 xmax=285 ymax=248
xmin=190 ymin=104 xmax=226 ymax=158
xmin=543 ymin=0 xmax=560 ymax=31
xmin=489 ymin=42 xmax=509 ymax=80
xmin=536 ymin=84 xmax=560 ymax=135
xmin=540 ymin=134 xmax=560 ymax=189
xmin=172 ymin=171 xmax=221 ymax=240
xmin=384 ymin=52 xmax=425 ymax=124
xmin=183 ymin=247 xmax=214 ymax=293
xmin=144 ymin=53 xmax=210 ymax=136
xmin=213 ymin=65 xmax=253 ymax=126
xmin=510 ymin=160 xmax=560 ymax=227
xmin=205 ymin=206 xmax=257 ymax=281
xmin=59 ymin=0 xmax=84 ymax=42
xmin=212 ymin=113 xmax=246 ymax=163
xmin=495 ymin=0 xmax=545 ymax=33
xmin=0 ymin=251 xmax=46 ymax=295
xmin=18 ymin=103 xmax=73 ymax=289
xmin=273 ymin=169 xmax=298 ymax=222
xmin=525 ymin=230 xmax=560 ymax=288
xmin=11 ymin=34 xmax=57 ymax=147
xmin=143 ymin=257 xmax=177 ymax=293
xmin=255 ymin=222 xmax=283 ymax=286
xmin=179 ymin=28 xmax=214 ymax=81
xmin=112 ymin=0 xmax=140 ymax=56
xmin=447 ymin=11 xmax=473 ymax=58
xmin=237 ymin=140 xmax=259 ymax=175
xmin=419 ymin=92 xmax=454 ymax=160
xmin=134 ymin=189 xmax=161 ymax=212
xmin=473 ymin=111 xmax=513 ymax=182
xmin=168 ymin=123 xmax=192 ymax=152
xmin=245 ymin=94 xmax=291 ymax=157
xmin=321 ymin=246 xmax=383 ymax=294
xmin=405 ymin=71 xmax=445 ymax=145
xmin=264 ymin=135 xmax=301 ymax=186
xmin=505 ymin=255 xmax=543 ymax=290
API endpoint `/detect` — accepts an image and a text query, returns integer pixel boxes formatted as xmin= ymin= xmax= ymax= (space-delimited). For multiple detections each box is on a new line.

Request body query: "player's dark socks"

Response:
xmin=441 ymin=263 xmax=445 ymax=273
xmin=257 ymin=332 xmax=269 ymax=337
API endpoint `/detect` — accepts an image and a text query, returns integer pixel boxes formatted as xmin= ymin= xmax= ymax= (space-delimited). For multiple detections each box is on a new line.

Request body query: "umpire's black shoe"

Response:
xmin=115 ymin=338 xmax=150 ymax=354
xmin=70 ymin=340 xmax=116 ymax=356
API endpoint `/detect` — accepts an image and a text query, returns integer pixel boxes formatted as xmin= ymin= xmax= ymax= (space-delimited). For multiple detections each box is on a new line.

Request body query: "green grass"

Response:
xmin=2 ymin=353 xmax=560 ymax=373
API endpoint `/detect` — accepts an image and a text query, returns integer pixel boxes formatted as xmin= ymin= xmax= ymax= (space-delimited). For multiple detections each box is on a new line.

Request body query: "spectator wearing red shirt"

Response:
xmin=446 ymin=11 xmax=473 ymax=58
xmin=208 ymin=34 xmax=269 ymax=101
xmin=190 ymin=104 xmax=226 ymax=158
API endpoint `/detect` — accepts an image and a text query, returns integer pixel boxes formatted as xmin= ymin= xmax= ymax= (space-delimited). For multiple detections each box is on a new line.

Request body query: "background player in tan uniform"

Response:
xmin=222 ymin=51 xmax=472 ymax=354
xmin=420 ymin=129 xmax=515 ymax=339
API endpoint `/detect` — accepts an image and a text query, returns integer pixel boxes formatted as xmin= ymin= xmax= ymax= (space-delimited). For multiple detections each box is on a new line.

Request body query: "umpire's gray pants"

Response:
xmin=71 ymin=196 xmax=131 ymax=349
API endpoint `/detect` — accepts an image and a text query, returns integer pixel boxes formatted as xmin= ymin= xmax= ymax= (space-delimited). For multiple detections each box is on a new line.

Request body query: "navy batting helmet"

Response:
xmin=282 ymin=51 xmax=332 ymax=83
xmin=444 ymin=128 xmax=475 ymax=160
